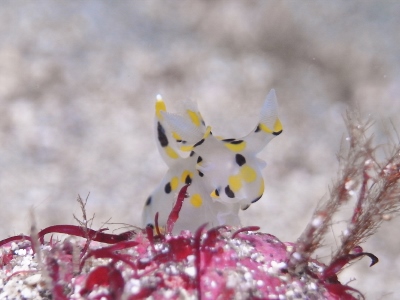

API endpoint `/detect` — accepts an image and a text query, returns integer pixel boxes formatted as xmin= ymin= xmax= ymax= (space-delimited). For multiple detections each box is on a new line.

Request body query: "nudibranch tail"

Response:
xmin=241 ymin=89 xmax=283 ymax=153
xmin=259 ymin=89 xmax=283 ymax=135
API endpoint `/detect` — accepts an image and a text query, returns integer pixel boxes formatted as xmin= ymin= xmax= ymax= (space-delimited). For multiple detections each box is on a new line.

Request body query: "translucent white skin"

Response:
xmin=142 ymin=90 xmax=282 ymax=233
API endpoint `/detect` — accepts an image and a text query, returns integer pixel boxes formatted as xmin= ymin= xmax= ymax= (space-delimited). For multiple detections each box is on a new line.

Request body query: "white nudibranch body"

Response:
xmin=142 ymin=90 xmax=283 ymax=233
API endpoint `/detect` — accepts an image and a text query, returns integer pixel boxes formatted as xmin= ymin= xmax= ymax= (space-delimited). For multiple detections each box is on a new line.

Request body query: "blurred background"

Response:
xmin=0 ymin=1 xmax=399 ymax=298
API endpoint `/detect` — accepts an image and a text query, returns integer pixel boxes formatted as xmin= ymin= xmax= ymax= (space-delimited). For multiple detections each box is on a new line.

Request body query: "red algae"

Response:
xmin=0 ymin=223 xmax=368 ymax=299
xmin=0 ymin=179 xmax=379 ymax=300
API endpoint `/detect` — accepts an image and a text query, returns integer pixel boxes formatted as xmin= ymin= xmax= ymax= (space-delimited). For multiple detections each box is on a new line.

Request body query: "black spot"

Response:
xmin=255 ymin=124 xmax=261 ymax=132
xmin=222 ymin=138 xmax=235 ymax=142
xmin=182 ymin=140 xmax=187 ymax=144
xmin=194 ymin=139 xmax=205 ymax=147
xmin=176 ymin=139 xmax=182 ymax=142
xmin=197 ymin=156 xmax=203 ymax=164
xmin=190 ymin=151 xmax=195 ymax=157
xmin=209 ymin=131 xmax=213 ymax=135
xmin=198 ymin=171 xmax=204 ymax=177
xmin=230 ymin=139 xmax=244 ymax=145
xmin=273 ymin=130 xmax=283 ymax=136
xmin=235 ymin=154 xmax=246 ymax=166
xmin=201 ymin=119 xmax=205 ymax=126
xmin=145 ymin=196 xmax=152 ymax=206
xmin=157 ymin=122 xmax=168 ymax=147
xmin=241 ymin=204 xmax=250 ymax=211
xmin=225 ymin=185 xmax=235 ymax=198
xmin=251 ymin=195 xmax=262 ymax=203
xmin=146 ymin=223 xmax=154 ymax=229
xmin=185 ymin=174 xmax=192 ymax=185
xmin=164 ymin=182 xmax=172 ymax=194
xmin=214 ymin=189 xmax=220 ymax=197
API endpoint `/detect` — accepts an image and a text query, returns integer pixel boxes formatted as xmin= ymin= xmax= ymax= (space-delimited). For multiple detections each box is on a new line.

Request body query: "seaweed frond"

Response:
xmin=289 ymin=110 xmax=400 ymax=273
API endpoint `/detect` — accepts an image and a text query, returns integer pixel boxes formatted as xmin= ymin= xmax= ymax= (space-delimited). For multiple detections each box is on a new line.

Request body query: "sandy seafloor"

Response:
xmin=0 ymin=1 xmax=399 ymax=299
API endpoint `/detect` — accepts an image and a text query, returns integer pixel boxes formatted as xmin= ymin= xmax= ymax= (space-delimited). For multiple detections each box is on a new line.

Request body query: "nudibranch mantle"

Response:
xmin=142 ymin=90 xmax=283 ymax=233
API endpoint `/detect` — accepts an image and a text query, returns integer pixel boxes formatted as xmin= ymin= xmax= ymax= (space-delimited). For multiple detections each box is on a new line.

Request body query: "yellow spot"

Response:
xmin=259 ymin=123 xmax=273 ymax=134
xmin=155 ymin=96 xmax=167 ymax=119
xmin=172 ymin=131 xmax=182 ymax=141
xmin=240 ymin=165 xmax=257 ymax=183
xmin=210 ymin=190 xmax=219 ymax=198
xmin=260 ymin=119 xmax=283 ymax=135
xmin=187 ymin=110 xmax=201 ymax=127
xmin=190 ymin=194 xmax=203 ymax=207
xmin=203 ymin=126 xmax=212 ymax=139
xmin=228 ymin=174 xmax=242 ymax=192
xmin=170 ymin=176 xmax=179 ymax=191
xmin=153 ymin=226 xmax=165 ymax=235
xmin=180 ymin=145 xmax=194 ymax=152
xmin=274 ymin=119 xmax=283 ymax=133
xmin=181 ymin=170 xmax=193 ymax=183
xmin=165 ymin=146 xmax=179 ymax=159
xmin=259 ymin=178 xmax=265 ymax=195
xmin=224 ymin=141 xmax=246 ymax=152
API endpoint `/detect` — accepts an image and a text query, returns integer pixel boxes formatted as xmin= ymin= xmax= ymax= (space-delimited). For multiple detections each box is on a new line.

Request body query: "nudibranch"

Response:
xmin=142 ymin=90 xmax=283 ymax=233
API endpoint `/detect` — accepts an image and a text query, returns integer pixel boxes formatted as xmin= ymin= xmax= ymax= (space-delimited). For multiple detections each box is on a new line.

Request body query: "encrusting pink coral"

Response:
xmin=0 ymin=217 xmax=361 ymax=299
